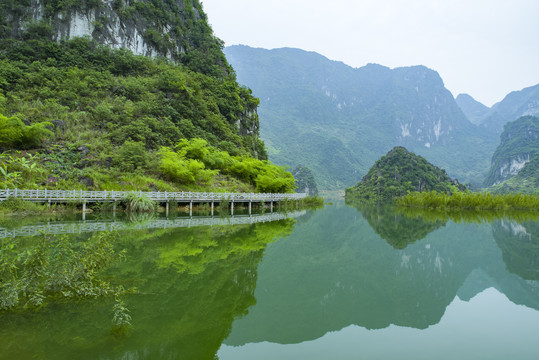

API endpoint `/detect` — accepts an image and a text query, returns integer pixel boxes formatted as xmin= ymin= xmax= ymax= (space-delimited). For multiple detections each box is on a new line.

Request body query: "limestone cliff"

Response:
xmin=484 ymin=116 xmax=539 ymax=186
xmin=0 ymin=0 xmax=231 ymax=76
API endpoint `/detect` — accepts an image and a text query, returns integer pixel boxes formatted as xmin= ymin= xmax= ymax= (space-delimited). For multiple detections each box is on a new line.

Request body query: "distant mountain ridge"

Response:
xmin=225 ymin=45 xmax=494 ymax=189
xmin=457 ymin=85 xmax=539 ymax=135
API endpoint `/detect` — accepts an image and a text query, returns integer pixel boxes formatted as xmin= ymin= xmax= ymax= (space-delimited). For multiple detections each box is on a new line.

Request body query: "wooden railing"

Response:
xmin=0 ymin=189 xmax=306 ymax=203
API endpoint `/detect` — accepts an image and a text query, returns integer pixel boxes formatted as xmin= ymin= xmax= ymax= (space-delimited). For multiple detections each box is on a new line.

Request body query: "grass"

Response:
xmin=396 ymin=191 xmax=539 ymax=211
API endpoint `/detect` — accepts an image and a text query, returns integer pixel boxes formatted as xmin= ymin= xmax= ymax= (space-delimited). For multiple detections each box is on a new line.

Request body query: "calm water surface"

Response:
xmin=1 ymin=203 xmax=538 ymax=359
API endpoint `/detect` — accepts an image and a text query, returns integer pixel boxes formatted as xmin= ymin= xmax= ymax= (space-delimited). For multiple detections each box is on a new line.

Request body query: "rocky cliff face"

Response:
xmin=1 ymin=0 xmax=231 ymax=76
xmin=485 ymin=116 xmax=539 ymax=186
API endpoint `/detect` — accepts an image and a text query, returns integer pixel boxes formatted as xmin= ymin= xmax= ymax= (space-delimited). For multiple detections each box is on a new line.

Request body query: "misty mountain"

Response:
xmin=480 ymin=84 xmax=539 ymax=134
xmin=456 ymin=93 xmax=490 ymax=125
xmin=225 ymin=45 xmax=495 ymax=189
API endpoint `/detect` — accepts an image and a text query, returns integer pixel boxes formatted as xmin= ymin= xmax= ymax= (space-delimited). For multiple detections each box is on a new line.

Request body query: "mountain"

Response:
xmin=455 ymin=93 xmax=490 ymax=125
xmin=0 ymin=1 xmax=300 ymax=192
xmin=480 ymin=84 xmax=539 ymax=134
xmin=345 ymin=146 xmax=465 ymax=201
xmin=225 ymin=45 xmax=495 ymax=189
xmin=484 ymin=116 xmax=539 ymax=190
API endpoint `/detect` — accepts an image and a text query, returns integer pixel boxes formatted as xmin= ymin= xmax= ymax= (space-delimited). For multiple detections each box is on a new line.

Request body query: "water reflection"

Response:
xmin=1 ymin=203 xmax=539 ymax=359
xmin=225 ymin=202 xmax=539 ymax=347
xmin=349 ymin=202 xmax=445 ymax=248
xmin=0 ymin=219 xmax=296 ymax=360
xmin=493 ymin=220 xmax=539 ymax=281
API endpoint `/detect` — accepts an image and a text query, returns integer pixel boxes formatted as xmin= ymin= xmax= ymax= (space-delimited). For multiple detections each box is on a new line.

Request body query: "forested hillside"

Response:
xmin=345 ymin=147 xmax=465 ymax=201
xmin=0 ymin=0 xmax=295 ymax=193
xmin=225 ymin=45 xmax=495 ymax=189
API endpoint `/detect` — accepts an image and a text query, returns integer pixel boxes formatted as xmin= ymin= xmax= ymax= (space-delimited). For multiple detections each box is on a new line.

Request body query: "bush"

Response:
xmin=0 ymin=113 xmax=52 ymax=149
xmin=113 ymin=140 xmax=148 ymax=172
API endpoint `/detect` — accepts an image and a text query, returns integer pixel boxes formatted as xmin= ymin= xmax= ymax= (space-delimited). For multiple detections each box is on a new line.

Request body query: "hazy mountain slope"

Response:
xmin=456 ymin=93 xmax=490 ymax=125
xmin=481 ymin=84 xmax=539 ymax=134
xmin=226 ymin=45 xmax=495 ymax=189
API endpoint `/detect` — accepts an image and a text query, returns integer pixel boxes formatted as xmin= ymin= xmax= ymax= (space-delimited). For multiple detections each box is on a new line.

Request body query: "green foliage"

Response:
xmin=345 ymin=147 xmax=465 ymax=202
xmin=0 ymin=112 xmax=52 ymax=149
xmin=121 ymin=191 xmax=156 ymax=212
xmin=396 ymin=191 xmax=539 ymax=211
xmin=0 ymin=232 xmax=130 ymax=311
xmin=113 ymin=140 xmax=148 ymax=172
xmin=0 ymin=32 xmax=269 ymax=191
xmin=158 ymin=138 xmax=295 ymax=192
xmin=158 ymin=146 xmax=215 ymax=184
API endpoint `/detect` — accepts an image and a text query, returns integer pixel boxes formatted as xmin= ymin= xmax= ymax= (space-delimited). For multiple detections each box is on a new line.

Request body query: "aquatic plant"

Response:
xmin=396 ymin=191 xmax=539 ymax=211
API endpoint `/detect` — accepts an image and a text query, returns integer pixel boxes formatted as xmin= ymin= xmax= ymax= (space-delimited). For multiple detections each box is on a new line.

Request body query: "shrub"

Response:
xmin=0 ymin=113 xmax=52 ymax=149
xmin=121 ymin=191 xmax=156 ymax=212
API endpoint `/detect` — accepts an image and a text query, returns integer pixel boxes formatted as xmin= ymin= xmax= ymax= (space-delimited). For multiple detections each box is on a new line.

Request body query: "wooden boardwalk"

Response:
xmin=0 ymin=210 xmax=306 ymax=239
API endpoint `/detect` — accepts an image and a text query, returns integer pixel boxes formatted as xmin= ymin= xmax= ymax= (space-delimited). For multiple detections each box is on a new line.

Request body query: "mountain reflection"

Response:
xmin=225 ymin=203 xmax=539 ymax=346
xmin=493 ymin=219 xmax=539 ymax=281
xmin=347 ymin=201 xmax=445 ymax=248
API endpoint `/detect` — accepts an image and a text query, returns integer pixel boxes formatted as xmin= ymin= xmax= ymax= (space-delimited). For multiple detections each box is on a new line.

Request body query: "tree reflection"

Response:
xmin=0 ymin=220 xmax=296 ymax=360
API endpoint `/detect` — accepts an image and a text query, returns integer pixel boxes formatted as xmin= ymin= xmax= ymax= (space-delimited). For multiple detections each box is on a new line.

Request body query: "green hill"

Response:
xmin=0 ymin=1 xmax=294 ymax=193
xmin=345 ymin=146 xmax=465 ymax=201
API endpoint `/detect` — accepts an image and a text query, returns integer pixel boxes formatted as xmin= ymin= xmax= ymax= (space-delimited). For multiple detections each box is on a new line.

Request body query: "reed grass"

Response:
xmin=396 ymin=191 xmax=539 ymax=211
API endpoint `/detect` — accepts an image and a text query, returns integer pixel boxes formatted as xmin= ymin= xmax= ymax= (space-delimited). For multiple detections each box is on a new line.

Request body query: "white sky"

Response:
xmin=201 ymin=0 xmax=539 ymax=107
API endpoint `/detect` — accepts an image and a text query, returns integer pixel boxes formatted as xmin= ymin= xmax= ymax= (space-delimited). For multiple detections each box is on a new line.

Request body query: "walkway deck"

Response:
xmin=0 ymin=189 xmax=305 ymax=203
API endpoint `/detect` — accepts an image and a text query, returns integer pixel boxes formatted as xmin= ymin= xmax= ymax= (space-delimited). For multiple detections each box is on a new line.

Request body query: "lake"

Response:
xmin=1 ymin=202 xmax=538 ymax=359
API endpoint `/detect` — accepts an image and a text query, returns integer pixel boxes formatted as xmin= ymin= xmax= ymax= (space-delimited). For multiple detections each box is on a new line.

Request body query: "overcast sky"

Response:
xmin=202 ymin=0 xmax=539 ymax=107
